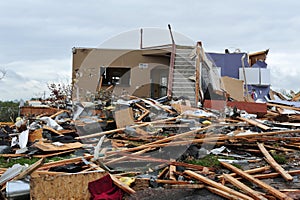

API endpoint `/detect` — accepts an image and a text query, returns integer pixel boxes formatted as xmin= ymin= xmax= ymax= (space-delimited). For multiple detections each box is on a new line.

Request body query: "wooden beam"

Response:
xmin=220 ymin=162 xmax=292 ymax=200
xmin=184 ymin=170 xmax=254 ymax=200
xmin=257 ymin=143 xmax=293 ymax=181
xmin=223 ymin=174 xmax=268 ymax=200
xmin=237 ymin=117 xmax=271 ymax=131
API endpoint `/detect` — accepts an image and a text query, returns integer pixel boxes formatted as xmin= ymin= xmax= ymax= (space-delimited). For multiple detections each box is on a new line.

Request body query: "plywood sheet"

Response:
xmin=114 ymin=107 xmax=135 ymax=128
xmin=30 ymin=171 xmax=106 ymax=200
xmin=221 ymin=76 xmax=244 ymax=101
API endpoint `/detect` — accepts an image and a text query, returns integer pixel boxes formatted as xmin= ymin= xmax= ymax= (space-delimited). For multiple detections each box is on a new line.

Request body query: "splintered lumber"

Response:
xmin=184 ymin=170 xmax=254 ymax=200
xmin=257 ymin=143 xmax=293 ymax=181
xmin=109 ymin=174 xmax=136 ymax=194
xmin=220 ymin=162 xmax=292 ymax=200
xmin=223 ymin=174 xmax=268 ymax=200
xmin=206 ymin=186 xmax=241 ymax=200
xmin=76 ymin=116 xmax=179 ymax=139
xmin=237 ymin=117 xmax=271 ymax=131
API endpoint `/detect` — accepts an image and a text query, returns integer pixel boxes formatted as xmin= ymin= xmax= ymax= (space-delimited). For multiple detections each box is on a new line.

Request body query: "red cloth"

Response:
xmin=88 ymin=174 xmax=123 ymax=200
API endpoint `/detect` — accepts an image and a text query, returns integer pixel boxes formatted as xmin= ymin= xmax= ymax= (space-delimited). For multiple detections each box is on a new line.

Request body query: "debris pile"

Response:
xmin=1 ymin=91 xmax=300 ymax=199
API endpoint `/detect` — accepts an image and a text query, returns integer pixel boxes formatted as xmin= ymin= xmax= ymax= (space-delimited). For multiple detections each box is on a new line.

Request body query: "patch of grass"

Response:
xmin=186 ymin=154 xmax=221 ymax=168
xmin=0 ymin=155 xmax=72 ymax=168
xmin=0 ymin=157 xmax=40 ymax=168
xmin=271 ymin=152 xmax=287 ymax=164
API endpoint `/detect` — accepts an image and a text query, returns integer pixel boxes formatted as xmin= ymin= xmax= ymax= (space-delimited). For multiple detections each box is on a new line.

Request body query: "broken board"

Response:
xmin=114 ymin=107 xmax=135 ymax=128
xmin=221 ymin=76 xmax=244 ymax=101
xmin=33 ymin=141 xmax=83 ymax=152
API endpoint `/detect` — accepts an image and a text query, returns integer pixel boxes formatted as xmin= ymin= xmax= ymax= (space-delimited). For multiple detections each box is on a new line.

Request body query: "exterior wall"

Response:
xmin=72 ymin=48 xmax=170 ymax=101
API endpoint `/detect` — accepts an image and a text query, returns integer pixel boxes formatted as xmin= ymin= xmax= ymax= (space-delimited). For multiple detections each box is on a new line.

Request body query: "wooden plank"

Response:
xmin=220 ymin=161 xmax=292 ymax=200
xmin=38 ymin=155 xmax=94 ymax=170
xmin=257 ymin=143 xmax=293 ymax=181
xmin=252 ymin=169 xmax=300 ymax=179
xmin=237 ymin=117 xmax=271 ymax=131
xmin=223 ymin=174 xmax=268 ymax=200
xmin=30 ymin=171 xmax=106 ymax=199
xmin=184 ymin=170 xmax=254 ymax=200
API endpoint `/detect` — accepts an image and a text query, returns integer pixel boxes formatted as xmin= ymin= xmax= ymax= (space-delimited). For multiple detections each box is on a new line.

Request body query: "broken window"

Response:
xmin=101 ymin=67 xmax=131 ymax=86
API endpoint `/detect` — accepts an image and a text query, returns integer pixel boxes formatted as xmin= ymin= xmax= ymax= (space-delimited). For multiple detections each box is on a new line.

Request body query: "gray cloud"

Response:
xmin=0 ymin=0 xmax=299 ymax=100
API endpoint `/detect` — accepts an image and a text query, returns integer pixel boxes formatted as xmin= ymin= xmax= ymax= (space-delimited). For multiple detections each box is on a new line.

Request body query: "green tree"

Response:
xmin=0 ymin=101 xmax=19 ymax=122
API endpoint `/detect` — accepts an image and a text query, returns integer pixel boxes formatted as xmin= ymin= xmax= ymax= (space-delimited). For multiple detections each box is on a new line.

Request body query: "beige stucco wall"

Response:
xmin=72 ymin=48 xmax=170 ymax=101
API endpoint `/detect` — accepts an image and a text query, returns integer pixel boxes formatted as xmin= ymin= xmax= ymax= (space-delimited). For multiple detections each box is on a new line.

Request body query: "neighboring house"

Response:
xmin=207 ymin=49 xmax=270 ymax=101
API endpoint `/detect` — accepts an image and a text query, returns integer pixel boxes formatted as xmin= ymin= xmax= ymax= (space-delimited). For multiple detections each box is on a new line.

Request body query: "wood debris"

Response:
xmin=1 ymin=93 xmax=300 ymax=199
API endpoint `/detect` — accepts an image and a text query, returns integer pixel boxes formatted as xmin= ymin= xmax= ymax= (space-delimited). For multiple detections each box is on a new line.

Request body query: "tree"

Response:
xmin=0 ymin=68 xmax=7 ymax=80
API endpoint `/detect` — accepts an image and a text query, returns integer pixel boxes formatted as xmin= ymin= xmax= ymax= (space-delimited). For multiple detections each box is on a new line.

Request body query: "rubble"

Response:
xmin=0 ymin=90 xmax=300 ymax=200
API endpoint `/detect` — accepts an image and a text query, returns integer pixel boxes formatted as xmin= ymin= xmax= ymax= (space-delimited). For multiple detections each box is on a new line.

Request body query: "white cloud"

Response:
xmin=0 ymin=58 xmax=71 ymax=100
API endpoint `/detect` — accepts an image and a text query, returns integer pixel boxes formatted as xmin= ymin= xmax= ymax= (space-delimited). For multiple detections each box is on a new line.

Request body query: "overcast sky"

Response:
xmin=0 ymin=0 xmax=299 ymax=101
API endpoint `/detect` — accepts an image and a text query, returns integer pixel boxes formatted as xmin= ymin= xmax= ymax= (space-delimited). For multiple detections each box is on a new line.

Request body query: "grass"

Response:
xmin=0 ymin=155 xmax=71 ymax=168
xmin=0 ymin=157 xmax=40 ymax=168
xmin=185 ymin=154 xmax=244 ymax=169
xmin=185 ymin=154 xmax=221 ymax=168
xmin=271 ymin=152 xmax=287 ymax=164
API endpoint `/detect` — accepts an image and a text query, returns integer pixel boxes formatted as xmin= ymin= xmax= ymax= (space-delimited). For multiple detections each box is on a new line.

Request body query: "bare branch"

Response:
xmin=0 ymin=69 xmax=7 ymax=80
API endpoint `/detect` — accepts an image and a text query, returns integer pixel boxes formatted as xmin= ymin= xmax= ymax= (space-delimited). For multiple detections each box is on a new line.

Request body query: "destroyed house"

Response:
xmin=207 ymin=49 xmax=270 ymax=101
xmin=72 ymin=36 xmax=220 ymax=106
